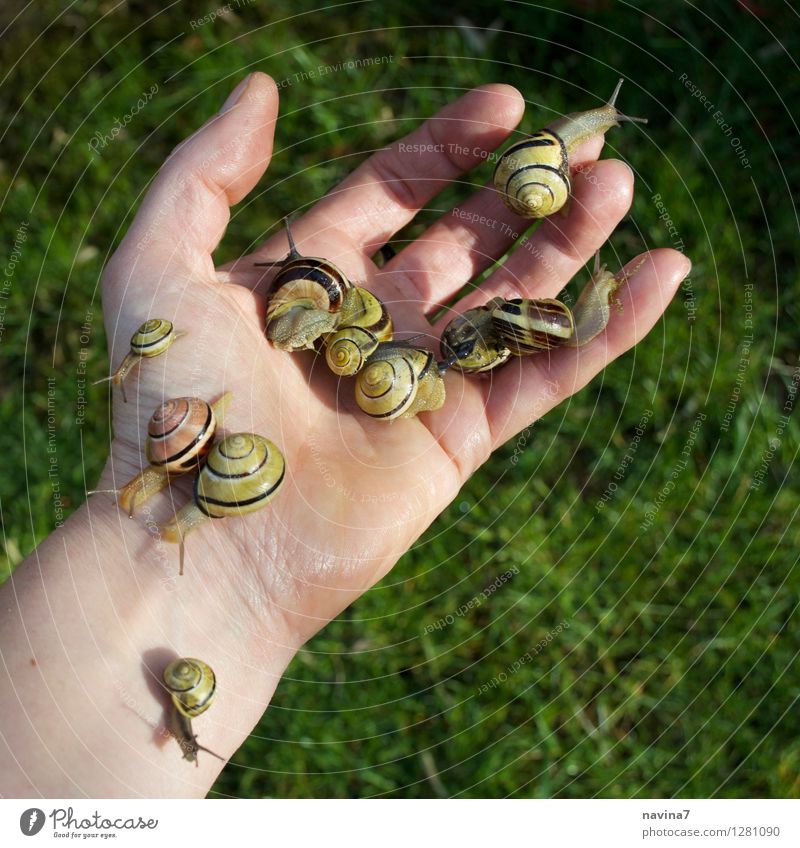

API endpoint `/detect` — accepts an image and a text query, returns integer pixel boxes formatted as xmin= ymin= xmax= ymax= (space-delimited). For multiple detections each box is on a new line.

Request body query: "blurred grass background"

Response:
xmin=1 ymin=0 xmax=798 ymax=797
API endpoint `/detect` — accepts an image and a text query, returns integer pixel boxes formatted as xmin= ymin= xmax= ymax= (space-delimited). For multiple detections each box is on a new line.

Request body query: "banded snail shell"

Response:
xmin=266 ymin=254 xmax=352 ymax=351
xmin=145 ymin=397 xmax=216 ymax=473
xmin=326 ymin=326 xmax=380 ymax=376
xmin=493 ymin=131 xmax=570 ymax=219
xmin=130 ymin=319 xmax=179 ymax=358
xmin=324 ymin=287 xmax=394 ymax=376
xmin=195 ymin=433 xmax=286 ymax=519
xmin=491 ymin=298 xmax=575 ymax=355
xmin=163 ymin=658 xmax=216 ymax=718
xmin=440 ymin=299 xmax=511 ymax=374
xmin=355 ymin=343 xmax=446 ymax=421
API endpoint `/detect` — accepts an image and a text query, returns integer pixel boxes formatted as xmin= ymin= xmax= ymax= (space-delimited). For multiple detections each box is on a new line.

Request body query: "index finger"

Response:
xmin=252 ymin=84 xmax=525 ymax=263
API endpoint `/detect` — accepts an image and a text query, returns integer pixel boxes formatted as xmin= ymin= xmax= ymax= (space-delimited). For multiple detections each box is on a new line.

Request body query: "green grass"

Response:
xmin=1 ymin=0 xmax=798 ymax=797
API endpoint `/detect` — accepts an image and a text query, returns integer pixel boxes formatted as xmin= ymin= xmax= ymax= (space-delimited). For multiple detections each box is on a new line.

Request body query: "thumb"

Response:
xmin=105 ymin=72 xmax=278 ymax=299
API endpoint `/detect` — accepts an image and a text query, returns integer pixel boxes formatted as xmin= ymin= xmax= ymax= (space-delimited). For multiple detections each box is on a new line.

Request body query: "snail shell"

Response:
xmin=355 ymin=342 xmax=446 ymax=420
xmin=159 ymin=432 xmax=287 ymax=575
xmin=325 ymin=287 xmax=394 ymax=376
xmin=194 ymin=433 xmax=286 ymax=519
xmin=163 ymin=657 xmax=216 ymax=719
xmin=440 ymin=299 xmax=511 ymax=374
xmin=258 ymin=221 xmax=352 ymax=351
xmin=493 ymin=79 xmax=647 ymax=219
xmin=145 ymin=397 xmax=217 ymax=472
xmin=130 ymin=319 xmax=179 ymax=357
xmin=491 ymin=298 xmax=575 ymax=355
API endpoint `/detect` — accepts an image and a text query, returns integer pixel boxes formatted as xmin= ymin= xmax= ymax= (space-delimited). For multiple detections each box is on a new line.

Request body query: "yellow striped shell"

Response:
xmin=130 ymin=319 xmax=178 ymax=357
xmin=324 ymin=287 xmax=394 ymax=376
xmin=163 ymin=658 xmax=216 ymax=719
xmin=326 ymin=326 xmax=381 ymax=376
xmin=493 ymin=79 xmax=647 ymax=219
xmin=493 ymin=131 xmax=570 ymax=218
xmin=195 ymin=433 xmax=286 ymax=519
xmin=355 ymin=343 xmax=446 ymax=420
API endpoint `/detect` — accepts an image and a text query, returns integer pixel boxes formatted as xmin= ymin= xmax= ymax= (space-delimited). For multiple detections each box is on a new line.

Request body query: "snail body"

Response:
xmin=494 ymin=79 xmax=647 ymax=219
xmin=93 ymin=319 xmax=183 ymax=403
xmin=163 ymin=658 xmax=223 ymax=765
xmin=324 ymin=287 xmax=394 ymax=376
xmin=441 ymin=253 xmax=632 ymax=372
xmin=355 ymin=342 xmax=447 ymax=421
xmin=256 ymin=220 xmax=351 ymax=351
xmin=160 ymin=433 xmax=286 ymax=575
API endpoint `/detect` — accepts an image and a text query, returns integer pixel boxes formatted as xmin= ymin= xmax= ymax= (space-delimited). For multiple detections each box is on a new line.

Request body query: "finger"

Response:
xmin=429 ymin=159 xmax=635 ymax=324
xmin=103 ymin=73 xmax=279 ymax=303
xmin=257 ymin=84 xmax=525 ymax=261
xmin=485 ymin=249 xmax=691 ymax=447
xmin=425 ymin=250 xmax=689 ymax=480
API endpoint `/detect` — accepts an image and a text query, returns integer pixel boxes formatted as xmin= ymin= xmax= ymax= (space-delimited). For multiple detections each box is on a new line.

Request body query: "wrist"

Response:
xmin=0 ymin=469 xmax=299 ymax=797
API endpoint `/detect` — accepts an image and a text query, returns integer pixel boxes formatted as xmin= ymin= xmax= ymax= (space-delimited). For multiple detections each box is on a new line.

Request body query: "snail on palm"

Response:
xmin=324 ymin=287 xmax=394 ymax=376
xmin=90 ymin=393 xmax=232 ymax=517
xmin=93 ymin=319 xmax=183 ymax=403
xmin=160 ymin=432 xmax=286 ymax=575
xmin=493 ymin=79 xmax=647 ymax=219
xmin=255 ymin=219 xmax=353 ymax=351
xmin=441 ymin=253 xmax=640 ymax=372
xmin=255 ymin=219 xmax=393 ymax=368
xmin=354 ymin=341 xmax=448 ymax=421
xmin=163 ymin=657 xmax=223 ymax=766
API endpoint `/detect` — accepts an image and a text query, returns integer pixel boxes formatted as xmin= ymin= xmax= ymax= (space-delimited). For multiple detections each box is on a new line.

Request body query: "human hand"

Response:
xmin=96 ymin=72 xmax=690 ymax=652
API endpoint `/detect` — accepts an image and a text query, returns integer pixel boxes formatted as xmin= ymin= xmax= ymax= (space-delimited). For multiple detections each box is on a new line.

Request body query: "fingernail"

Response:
xmin=221 ymin=74 xmax=252 ymax=113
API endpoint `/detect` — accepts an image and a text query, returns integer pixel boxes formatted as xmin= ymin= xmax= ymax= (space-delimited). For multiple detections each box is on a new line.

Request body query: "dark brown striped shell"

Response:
xmin=491 ymin=298 xmax=575 ymax=354
xmin=145 ymin=397 xmax=216 ymax=473
xmin=195 ymin=433 xmax=286 ymax=519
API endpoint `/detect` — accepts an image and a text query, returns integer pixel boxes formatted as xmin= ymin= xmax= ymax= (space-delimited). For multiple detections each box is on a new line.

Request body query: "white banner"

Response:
xmin=1 ymin=799 xmax=796 ymax=847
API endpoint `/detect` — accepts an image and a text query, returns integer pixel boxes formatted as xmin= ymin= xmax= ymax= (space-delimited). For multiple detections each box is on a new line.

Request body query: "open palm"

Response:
xmin=96 ymin=73 xmax=689 ymax=649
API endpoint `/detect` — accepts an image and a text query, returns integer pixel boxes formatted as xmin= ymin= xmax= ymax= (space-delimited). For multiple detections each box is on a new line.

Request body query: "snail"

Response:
xmin=160 ymin=432 xmax=286 ymax=575
xmin=93 ymin=319 xmax=183 ymax=403
xmin=163 ymin=657 xmax=223 ymax=766
xmin=354 ymin=341 xmax=448 ymax=420
xmin=324 ymin=287 xmax=394 ymax=376
xmin=255 ymin=220 xmax=352 ymax=351
xmin=88 ymin=393 xmax=232 ymax=517
xmin=493 ymin=78 xmax=647 ymax=219
xmin=440 ymin=298 xmax=511 ymax=374
xmin=442 ymin=252 xmax=640 ymax=371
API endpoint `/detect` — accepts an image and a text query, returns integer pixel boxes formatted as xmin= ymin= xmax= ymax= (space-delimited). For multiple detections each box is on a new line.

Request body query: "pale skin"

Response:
xmin=0 ymin=73 xmax=690 ymax=797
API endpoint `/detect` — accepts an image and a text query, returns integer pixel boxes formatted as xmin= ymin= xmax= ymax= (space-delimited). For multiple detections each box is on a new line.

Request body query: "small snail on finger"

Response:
xmin=93 ymin=319 xmax=183 ymax=403
xmin=493 ymin=78 xmax=647 ymax=219
xmin=163 ymin=658 xmax=224 ymax=766
xmin=89 ymin=393 xmax=232 ymax=517
xmin=442 ymin=252 xmax=640 ymax=372
xmin=324 ymin=287 xmax=394 ymax=376
xmin=160 ymin=433 xmax=286 ymax=575
xmin=355 ymin=341 xmax=448 ymax=421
